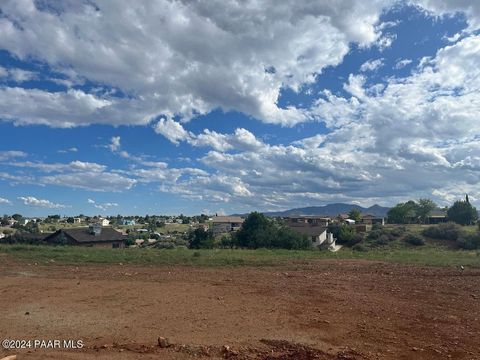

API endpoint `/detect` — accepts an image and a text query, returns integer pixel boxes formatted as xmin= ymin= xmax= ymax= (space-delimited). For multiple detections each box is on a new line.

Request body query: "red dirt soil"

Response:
xmin=0 ymin=255 xmax=479 ymax=359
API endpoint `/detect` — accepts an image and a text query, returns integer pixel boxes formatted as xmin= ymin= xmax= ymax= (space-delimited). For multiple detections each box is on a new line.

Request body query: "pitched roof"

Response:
xmin=45 ymin=227 xmax=125 ymax=243
xmin=288 ymin=225 xmax=327 ymax=237
xmin=212 ymin=216 xmax=244 ymax=223
xmin=428 ymin=209 xmax=447 ymax=217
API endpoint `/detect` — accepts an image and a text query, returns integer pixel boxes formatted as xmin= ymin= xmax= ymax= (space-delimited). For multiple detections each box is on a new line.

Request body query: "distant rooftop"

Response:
xmin=212 ymin=216 xmax=244 ymax=223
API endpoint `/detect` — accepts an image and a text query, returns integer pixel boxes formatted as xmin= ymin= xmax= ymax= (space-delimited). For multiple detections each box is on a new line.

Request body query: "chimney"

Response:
xmin=327 ymin=232 xmax=334 ymax=244
xmin=89 ymin=223 xmax=102 ymax=236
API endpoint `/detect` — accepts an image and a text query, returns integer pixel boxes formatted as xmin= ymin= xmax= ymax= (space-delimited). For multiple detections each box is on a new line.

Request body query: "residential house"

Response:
xmin=120 ymin=219 xmax=136 ymax=226
xmin=99 ymin=218 xmax=110 ymax=226
xmin=73 ymin=217 xmax=82 ymax=224
xmin=285 ymin=216 xmax=330 ymax=227
xmin=360 ymin=214 xmax=385 ymax=226
xmin=287 ymin=225 xmax=336 ymax=249
xmin=212 ymin=216 xmax=244 ymax=234
xmin=19 ymin=218 xmax=30 ymax=226
xmin=43 ymin=224 xmax=125 ymax=248
xmin=426 ymin=209 xmax=448 ymax=224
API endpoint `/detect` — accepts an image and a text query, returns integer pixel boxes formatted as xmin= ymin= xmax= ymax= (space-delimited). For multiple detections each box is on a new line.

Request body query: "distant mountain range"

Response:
xmin=234 ymin=203 xmax=390 ymax=217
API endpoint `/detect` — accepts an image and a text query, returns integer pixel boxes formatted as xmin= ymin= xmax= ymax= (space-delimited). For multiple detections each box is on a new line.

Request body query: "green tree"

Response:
xmin=235 ymin=212 xmax=275 ymax=248
xmin=234 ymin=212 xmax=310 ymax=249
xmin=387 ymin=201 xmax=419 ymax=224
xmin=447 ymin=200 xmax=478 ymax=225
xmin=338 ymin=224 xmax=356 ymax=244
xmin=12 ymin=213 xmax=23 ymax=221
xmin=417 ymin=198 xmax=437 ymax=224
xmin=348 ymin=208 xmax=361 ymax=222
xmin=188 ymin=228 xmax=214 ymax=249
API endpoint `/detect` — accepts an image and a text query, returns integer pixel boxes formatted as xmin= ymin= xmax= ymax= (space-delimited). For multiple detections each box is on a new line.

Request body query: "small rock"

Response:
xmin=157 ymin=337 xmax=169 ymax=348
xmin=25 ymin=311 xmax=30 ymax=315
xmin=412 ymin=347 xmax=419 ymax=351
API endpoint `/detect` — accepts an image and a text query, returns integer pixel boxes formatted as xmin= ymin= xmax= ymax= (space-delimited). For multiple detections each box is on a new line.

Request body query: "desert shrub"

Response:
xmin=155 ymin=241 xmax=176 ymax=249
xmin=456 ymin=233 xmax=480 ymax=250
xmin=422 ymin=222 xmax=463 ymax=241
xmin=346 ymin=233 xmax=364 ymax=247
xmin=374 ymin=234 xmax=390 ymax=246
xmin=404 ymin=234 xmax=425 ymax=246
xmin=389 ymin=227 xmax=406 ymax=237
xmin=352 ymin=243 xmax=367 ymax=252
xmin=366 ymin=229 xmax=382 ymax=240
xmin=172 ymin=238 xmax=188 ymax=247
xmin=372 ymin=223 xmax=384 ymax=231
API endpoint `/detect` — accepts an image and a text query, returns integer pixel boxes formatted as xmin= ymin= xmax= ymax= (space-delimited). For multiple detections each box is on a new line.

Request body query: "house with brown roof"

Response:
xmin=285 ymin=216 xmax=330 ymax=227
xmin=360 ymin=214 xmax=385 ymax=226
xmin=211 ymin=216 xmax=244 ymax=234
xmin=426 ymin=209 xmax=447 ymax=224
xmin=43 ymin=224 xmax=125 ymax=248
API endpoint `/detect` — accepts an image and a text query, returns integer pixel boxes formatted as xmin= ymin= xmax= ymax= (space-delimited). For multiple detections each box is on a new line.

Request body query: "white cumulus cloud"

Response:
xmin=18 ymin=196 xmax=66 ymax=208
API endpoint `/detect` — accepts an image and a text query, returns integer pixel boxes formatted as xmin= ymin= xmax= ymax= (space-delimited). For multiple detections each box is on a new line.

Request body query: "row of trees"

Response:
xmin=387 ymin=196 xmax=478 ymax=225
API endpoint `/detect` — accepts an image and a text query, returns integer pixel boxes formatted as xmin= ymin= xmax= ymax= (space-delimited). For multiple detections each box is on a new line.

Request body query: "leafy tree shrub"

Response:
xmin=338 ymin=225 xmax=355 ymax=244
xmin=328 ymin=223 xmax=356 ymax=245
xmin=234 ymin=212 xmax=311 ymax=249
xmin=272 ymin=227 xmax=311 ymax=250
xmin=422 ymin=222 xmax=463 ymax=241
xmin=124 ymin=237 xmax=135 ymax=246
xmin=188 ymin=228 xmax=214 ymax=249
xmin=456 ymin=233 xmax=480 ymax=250
xmin=348 ymin=208 xmax=361 ymax=222
xmin=219 ymin=235 xmax=234 ymax=248
xmin=447 ymin=200 xmax=478 ymax=225
xmin=404 ymin=234 xmax=425 ymax=246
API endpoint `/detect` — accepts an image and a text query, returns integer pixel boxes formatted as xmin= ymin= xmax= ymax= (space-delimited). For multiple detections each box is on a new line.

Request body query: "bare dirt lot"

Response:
xmin=1 ymin=256 xmax=479 ymax=359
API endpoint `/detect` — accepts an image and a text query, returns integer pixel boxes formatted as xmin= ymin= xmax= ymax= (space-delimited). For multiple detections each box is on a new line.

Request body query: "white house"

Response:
xmin=287 ymin=225 xmax=337 ymax=249
xmin=99 ymin=218 xmax=110 ymax=226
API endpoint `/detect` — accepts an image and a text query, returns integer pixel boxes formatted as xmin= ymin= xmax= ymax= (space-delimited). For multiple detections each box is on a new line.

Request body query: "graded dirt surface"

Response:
xmin=0 ymin=255 xmax=479 ymax=359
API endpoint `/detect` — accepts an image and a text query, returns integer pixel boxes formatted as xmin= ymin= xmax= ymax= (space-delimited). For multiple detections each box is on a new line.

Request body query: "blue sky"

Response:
xmin=0 ymin=1 xmax=479 ymax=216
